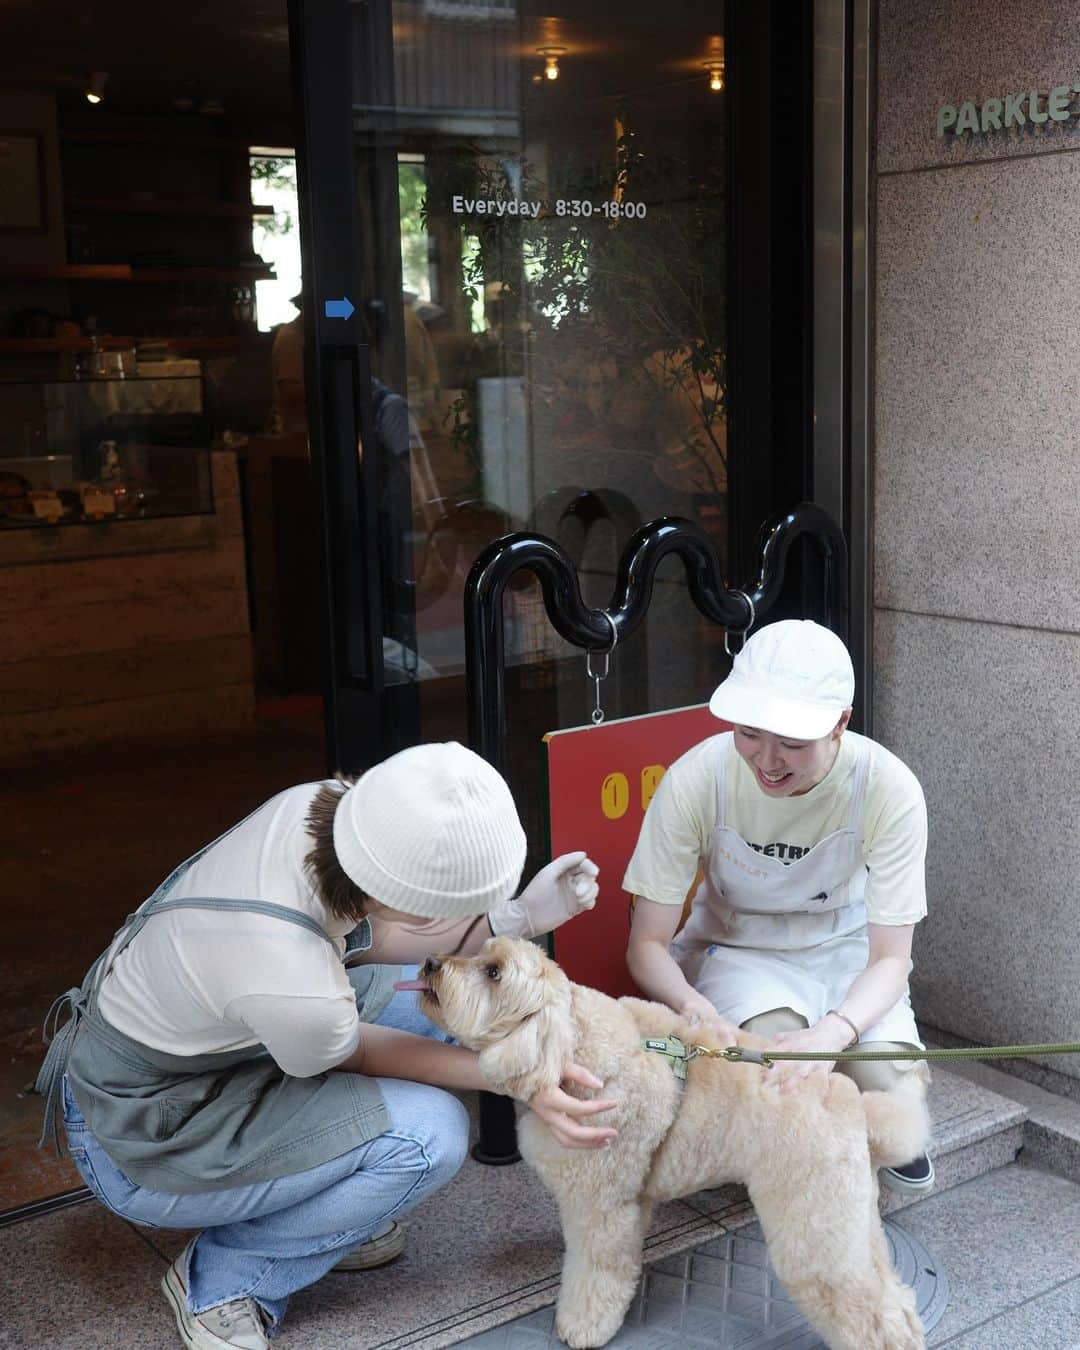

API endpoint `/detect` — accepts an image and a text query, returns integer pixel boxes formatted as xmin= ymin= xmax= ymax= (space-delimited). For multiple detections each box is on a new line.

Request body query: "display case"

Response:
xmin=0 ymin=374 xmax=213 ymax=527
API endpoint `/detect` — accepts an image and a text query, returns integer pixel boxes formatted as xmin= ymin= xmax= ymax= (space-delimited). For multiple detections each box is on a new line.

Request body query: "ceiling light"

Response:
xmin=537 ymin=46 xmax=566 ymax=81
xmin=703 ymin=60 xmax=724 ymax=93
xmin=85 ymin=71 xmax=108 ymax=104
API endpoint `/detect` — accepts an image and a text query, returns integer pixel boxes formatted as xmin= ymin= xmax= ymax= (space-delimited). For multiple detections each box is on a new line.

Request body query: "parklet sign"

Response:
xmin=937 ymin=83 xmax=1080 ymax=137
xmin=545 ymin=703 xmax=723 ymax=997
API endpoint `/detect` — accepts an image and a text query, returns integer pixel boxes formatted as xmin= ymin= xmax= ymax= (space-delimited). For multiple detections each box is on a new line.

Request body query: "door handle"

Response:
xmin=319 ymin=343 xmax=383 ymax=691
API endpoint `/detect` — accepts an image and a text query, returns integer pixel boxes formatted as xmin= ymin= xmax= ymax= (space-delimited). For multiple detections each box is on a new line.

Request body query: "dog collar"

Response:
xmin=642 ymin=1034 xmax=695 ymax=1082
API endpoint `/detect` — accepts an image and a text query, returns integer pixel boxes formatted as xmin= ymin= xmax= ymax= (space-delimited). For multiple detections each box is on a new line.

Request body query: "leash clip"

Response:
xmin=722 ymin=1045 xmax=773 ymax=1067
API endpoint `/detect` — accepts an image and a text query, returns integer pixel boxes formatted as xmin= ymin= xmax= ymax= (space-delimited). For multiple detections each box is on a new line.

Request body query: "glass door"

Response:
xmin=291 ymin=0 xmax=810 ymax=844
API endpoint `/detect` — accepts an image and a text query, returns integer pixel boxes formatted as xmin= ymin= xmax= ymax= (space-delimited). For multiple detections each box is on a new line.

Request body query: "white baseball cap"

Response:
xmin=333 ymin=742 xmax=527 ymax=919
xmin=709 ymin=619 xmax=854 ymax=740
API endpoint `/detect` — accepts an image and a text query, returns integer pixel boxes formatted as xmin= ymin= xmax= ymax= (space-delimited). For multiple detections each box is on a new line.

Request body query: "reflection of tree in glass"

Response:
xmin=423 ymin=118 xmax=727 ymax=497
xmin=250 ymin=157 xmax=296 ymax=237
xmin=398 ymin=162 xmax=430 ymax=301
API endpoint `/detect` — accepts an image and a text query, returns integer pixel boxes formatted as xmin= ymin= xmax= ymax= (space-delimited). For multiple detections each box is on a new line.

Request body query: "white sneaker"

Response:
xmin=332 ymin=1219 xmax=407 ymax=1271
xmin=161 ymin=1243 xmax=268 ymax=1350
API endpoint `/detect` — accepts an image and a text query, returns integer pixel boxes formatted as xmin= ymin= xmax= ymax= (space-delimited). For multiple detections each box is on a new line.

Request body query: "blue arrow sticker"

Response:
xmin=324 ymin=297 xmax=355 ymax=320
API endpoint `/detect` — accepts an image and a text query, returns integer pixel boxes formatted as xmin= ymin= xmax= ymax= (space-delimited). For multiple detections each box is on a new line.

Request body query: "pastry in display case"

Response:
xmin=0 ymin=376 xmax=213 ymax=527
xmin=28 ymin=488 xmax=64 ymax=522
xmin=0 ymin=469 xmax=34 ymax=522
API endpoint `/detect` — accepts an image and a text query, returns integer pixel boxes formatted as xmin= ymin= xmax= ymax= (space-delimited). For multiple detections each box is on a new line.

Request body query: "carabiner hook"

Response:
xmin=723 ymin=590 xmax=757 ymax=658
xmin=586 ymin=611 xmax=619 ymax=724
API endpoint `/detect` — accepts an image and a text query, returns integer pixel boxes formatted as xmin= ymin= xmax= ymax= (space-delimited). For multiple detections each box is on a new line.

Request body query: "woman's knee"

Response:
xmin=425 ymin=1092 xmax=470 ymax=1183
xmin=378 ymin=1079 xmax=470 ymax=1185
xmin=835 ymin=1040 xmax=923 ymax=1093
xmin=740 ymin=1007 xmax=808 ymax=1037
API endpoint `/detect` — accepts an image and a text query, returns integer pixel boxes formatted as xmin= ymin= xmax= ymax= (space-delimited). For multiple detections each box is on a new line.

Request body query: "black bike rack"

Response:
xmin=463 ymin=501 xmax=848 ymax=1163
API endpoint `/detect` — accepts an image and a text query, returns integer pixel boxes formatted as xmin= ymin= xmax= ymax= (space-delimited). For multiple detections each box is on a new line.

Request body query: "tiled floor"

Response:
xmin=892 ymin=1162 xmax=1080 ymax=1347
xmin=2 ymin=1157 xmax=1079 ymax=1349
xmin=454 ymin=1219 xmax=946 ymax=1348
xmin=0 ymin=1147 xmax=743 ymax=1350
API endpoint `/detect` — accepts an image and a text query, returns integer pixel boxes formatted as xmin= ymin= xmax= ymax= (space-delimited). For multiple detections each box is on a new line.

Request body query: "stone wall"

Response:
xmin=873 ymin=0 xmax=1080 ymax=1081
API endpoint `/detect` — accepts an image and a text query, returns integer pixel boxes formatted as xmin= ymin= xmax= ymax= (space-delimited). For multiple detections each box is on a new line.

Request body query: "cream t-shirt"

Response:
xmin=97 ymin=783 xmax=364 ymax=1078
xmin=622 ymin=731 xmax=927 ymax=926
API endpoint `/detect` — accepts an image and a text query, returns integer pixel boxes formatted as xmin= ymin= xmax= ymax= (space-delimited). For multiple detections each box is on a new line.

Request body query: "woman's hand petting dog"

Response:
xmin=676 ymin=988 xmax=740 ymax=1044
xmin=529 ymin=1067 xmax=619 ymax=1149
xmin=764 ymin=1018 xmax=854 ymax=1093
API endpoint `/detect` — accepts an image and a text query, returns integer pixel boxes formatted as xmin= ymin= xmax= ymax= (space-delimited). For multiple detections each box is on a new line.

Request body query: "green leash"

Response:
xmin=641 ymin=1034 xmax=1080 ymax=1076
xmin=710 ymin=1041 xmax=1080 ymax=1068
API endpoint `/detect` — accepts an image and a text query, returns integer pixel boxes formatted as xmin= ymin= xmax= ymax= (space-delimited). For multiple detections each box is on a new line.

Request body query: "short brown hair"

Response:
xmin=304 ymin=775 xmax=368 ymax=924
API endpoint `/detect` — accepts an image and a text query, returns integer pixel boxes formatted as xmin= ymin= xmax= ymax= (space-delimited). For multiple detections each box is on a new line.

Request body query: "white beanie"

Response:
xmin=709 ymin=619 xmax=855 ymax=740
xmin=332 ymin=742 xmax=527 ymax=919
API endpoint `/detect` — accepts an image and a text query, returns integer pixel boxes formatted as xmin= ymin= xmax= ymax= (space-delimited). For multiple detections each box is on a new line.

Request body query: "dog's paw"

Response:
xmin=554 ymin=1318 xmax=609 ymax=1348
xmin=555 ymin=1309 xmax=624 ymax=1348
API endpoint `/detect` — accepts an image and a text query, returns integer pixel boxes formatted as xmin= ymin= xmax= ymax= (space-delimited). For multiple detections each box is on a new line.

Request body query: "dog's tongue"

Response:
xmin=393 ymin=979 xmax=431 ymax=992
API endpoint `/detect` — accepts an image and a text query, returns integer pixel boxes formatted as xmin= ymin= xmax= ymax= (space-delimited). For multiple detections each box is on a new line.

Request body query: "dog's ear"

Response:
xmin=478 ymin=957 xmax=577 ymax=1101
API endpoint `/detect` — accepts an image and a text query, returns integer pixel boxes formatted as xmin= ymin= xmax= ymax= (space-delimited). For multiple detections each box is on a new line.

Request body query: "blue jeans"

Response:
xmin=62 ymin=971 xmax=468 ymax=1332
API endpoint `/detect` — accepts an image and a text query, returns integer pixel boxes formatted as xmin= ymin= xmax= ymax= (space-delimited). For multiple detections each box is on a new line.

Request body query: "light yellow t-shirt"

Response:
xmin=622 ymin=730 xmax=927 ymax=926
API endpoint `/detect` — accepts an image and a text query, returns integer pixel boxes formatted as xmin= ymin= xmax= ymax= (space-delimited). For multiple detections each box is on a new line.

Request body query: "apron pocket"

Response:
xmin=156 ymin=1082 xmax=267 ymax=1141
xmin=157 ymin=1097 xmax=198 ymax=1140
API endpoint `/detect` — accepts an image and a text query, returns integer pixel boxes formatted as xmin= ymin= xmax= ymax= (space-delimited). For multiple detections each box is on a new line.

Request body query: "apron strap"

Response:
xmin=75 ymin=794 xmax=291 ymax=1024
xmin=713 ymin=733 xmax=731 ymax=830
xmin=139 ymin=896 xmax=336 ymax=943
xmin=342 ymin=916 xmax=373 ymax=964
xmin=104 ymin=790 xmax=306 ymax=941
xmin=846 ymin=736 xmax=873 ymax=832
xmin=35 ymin=986 xmax=90 ymax=1154
xmin=147 ymin=794 xmax=282 ymax=899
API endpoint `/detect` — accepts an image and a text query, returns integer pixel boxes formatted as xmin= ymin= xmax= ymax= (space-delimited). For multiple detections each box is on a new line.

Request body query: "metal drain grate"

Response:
xmin=455 ymin=1218 xmax=947 ymax=1348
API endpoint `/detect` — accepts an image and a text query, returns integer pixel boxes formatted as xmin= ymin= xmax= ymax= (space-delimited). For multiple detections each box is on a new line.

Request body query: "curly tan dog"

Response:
xmin=416 ymin=935 xmax=929 ymax=1350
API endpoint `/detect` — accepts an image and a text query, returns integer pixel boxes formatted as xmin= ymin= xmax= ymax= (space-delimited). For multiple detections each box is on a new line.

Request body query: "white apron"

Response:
xmin=670 ymin=733 xmax=922 ymax=1048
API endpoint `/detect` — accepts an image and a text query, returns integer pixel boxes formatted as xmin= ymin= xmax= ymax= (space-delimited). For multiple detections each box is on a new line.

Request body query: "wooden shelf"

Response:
xmin=60 ymin=129 xmax=258 ymax=152
xmin=64 ymin=196 xmax=275 ymax=219
xmin=141 ymin=335 xmax=273 ymax=352
xmin=0 ymin=334 xmax=272 ymax=354
xmin=0 ymin=337 xmax=133 ymax=352
xmin=0 ymin=264 xmax=275 ymax=283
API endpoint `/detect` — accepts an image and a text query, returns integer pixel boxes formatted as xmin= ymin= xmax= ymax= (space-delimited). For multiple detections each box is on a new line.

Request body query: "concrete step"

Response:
xmin=880 ymin=1064 xmax=1027 ymax=1214
xmin=928 ymin=1053 xmax=1080 ymax=1184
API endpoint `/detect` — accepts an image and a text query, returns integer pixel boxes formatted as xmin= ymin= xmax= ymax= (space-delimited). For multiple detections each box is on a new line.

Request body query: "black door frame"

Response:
xmin=812 ymin=0 xmax=873 ymax=733
xmin=289 ymin=0 xmax=421 ymax=774
xmin=726 ymin=0 xmax=871 ymax=733
xmin=724 ymin=0 xmax=815 ymax=589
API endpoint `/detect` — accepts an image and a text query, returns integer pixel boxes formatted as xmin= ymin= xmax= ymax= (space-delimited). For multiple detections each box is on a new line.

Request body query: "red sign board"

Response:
xmin=545 ymin=703 xmax=727 ymax=996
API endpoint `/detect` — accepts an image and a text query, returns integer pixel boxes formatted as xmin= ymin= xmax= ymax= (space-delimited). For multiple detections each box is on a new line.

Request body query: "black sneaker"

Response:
xmin=880 ymin=1153 xmax=935 ymax=1196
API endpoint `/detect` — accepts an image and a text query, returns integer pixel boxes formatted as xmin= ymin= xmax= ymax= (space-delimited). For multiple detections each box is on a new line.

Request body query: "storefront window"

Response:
xmin=353 ymin=1 xmax=729 ymax=745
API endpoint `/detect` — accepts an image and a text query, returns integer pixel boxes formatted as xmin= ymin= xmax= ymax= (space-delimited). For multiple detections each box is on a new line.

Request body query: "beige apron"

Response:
xmin=671 ymin=732 xmax=922 ymax=1046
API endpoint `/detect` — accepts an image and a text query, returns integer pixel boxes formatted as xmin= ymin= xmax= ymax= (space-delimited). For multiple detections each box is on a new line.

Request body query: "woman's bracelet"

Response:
xmin=825 ymin=1008 xmax=861 ymax=1048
